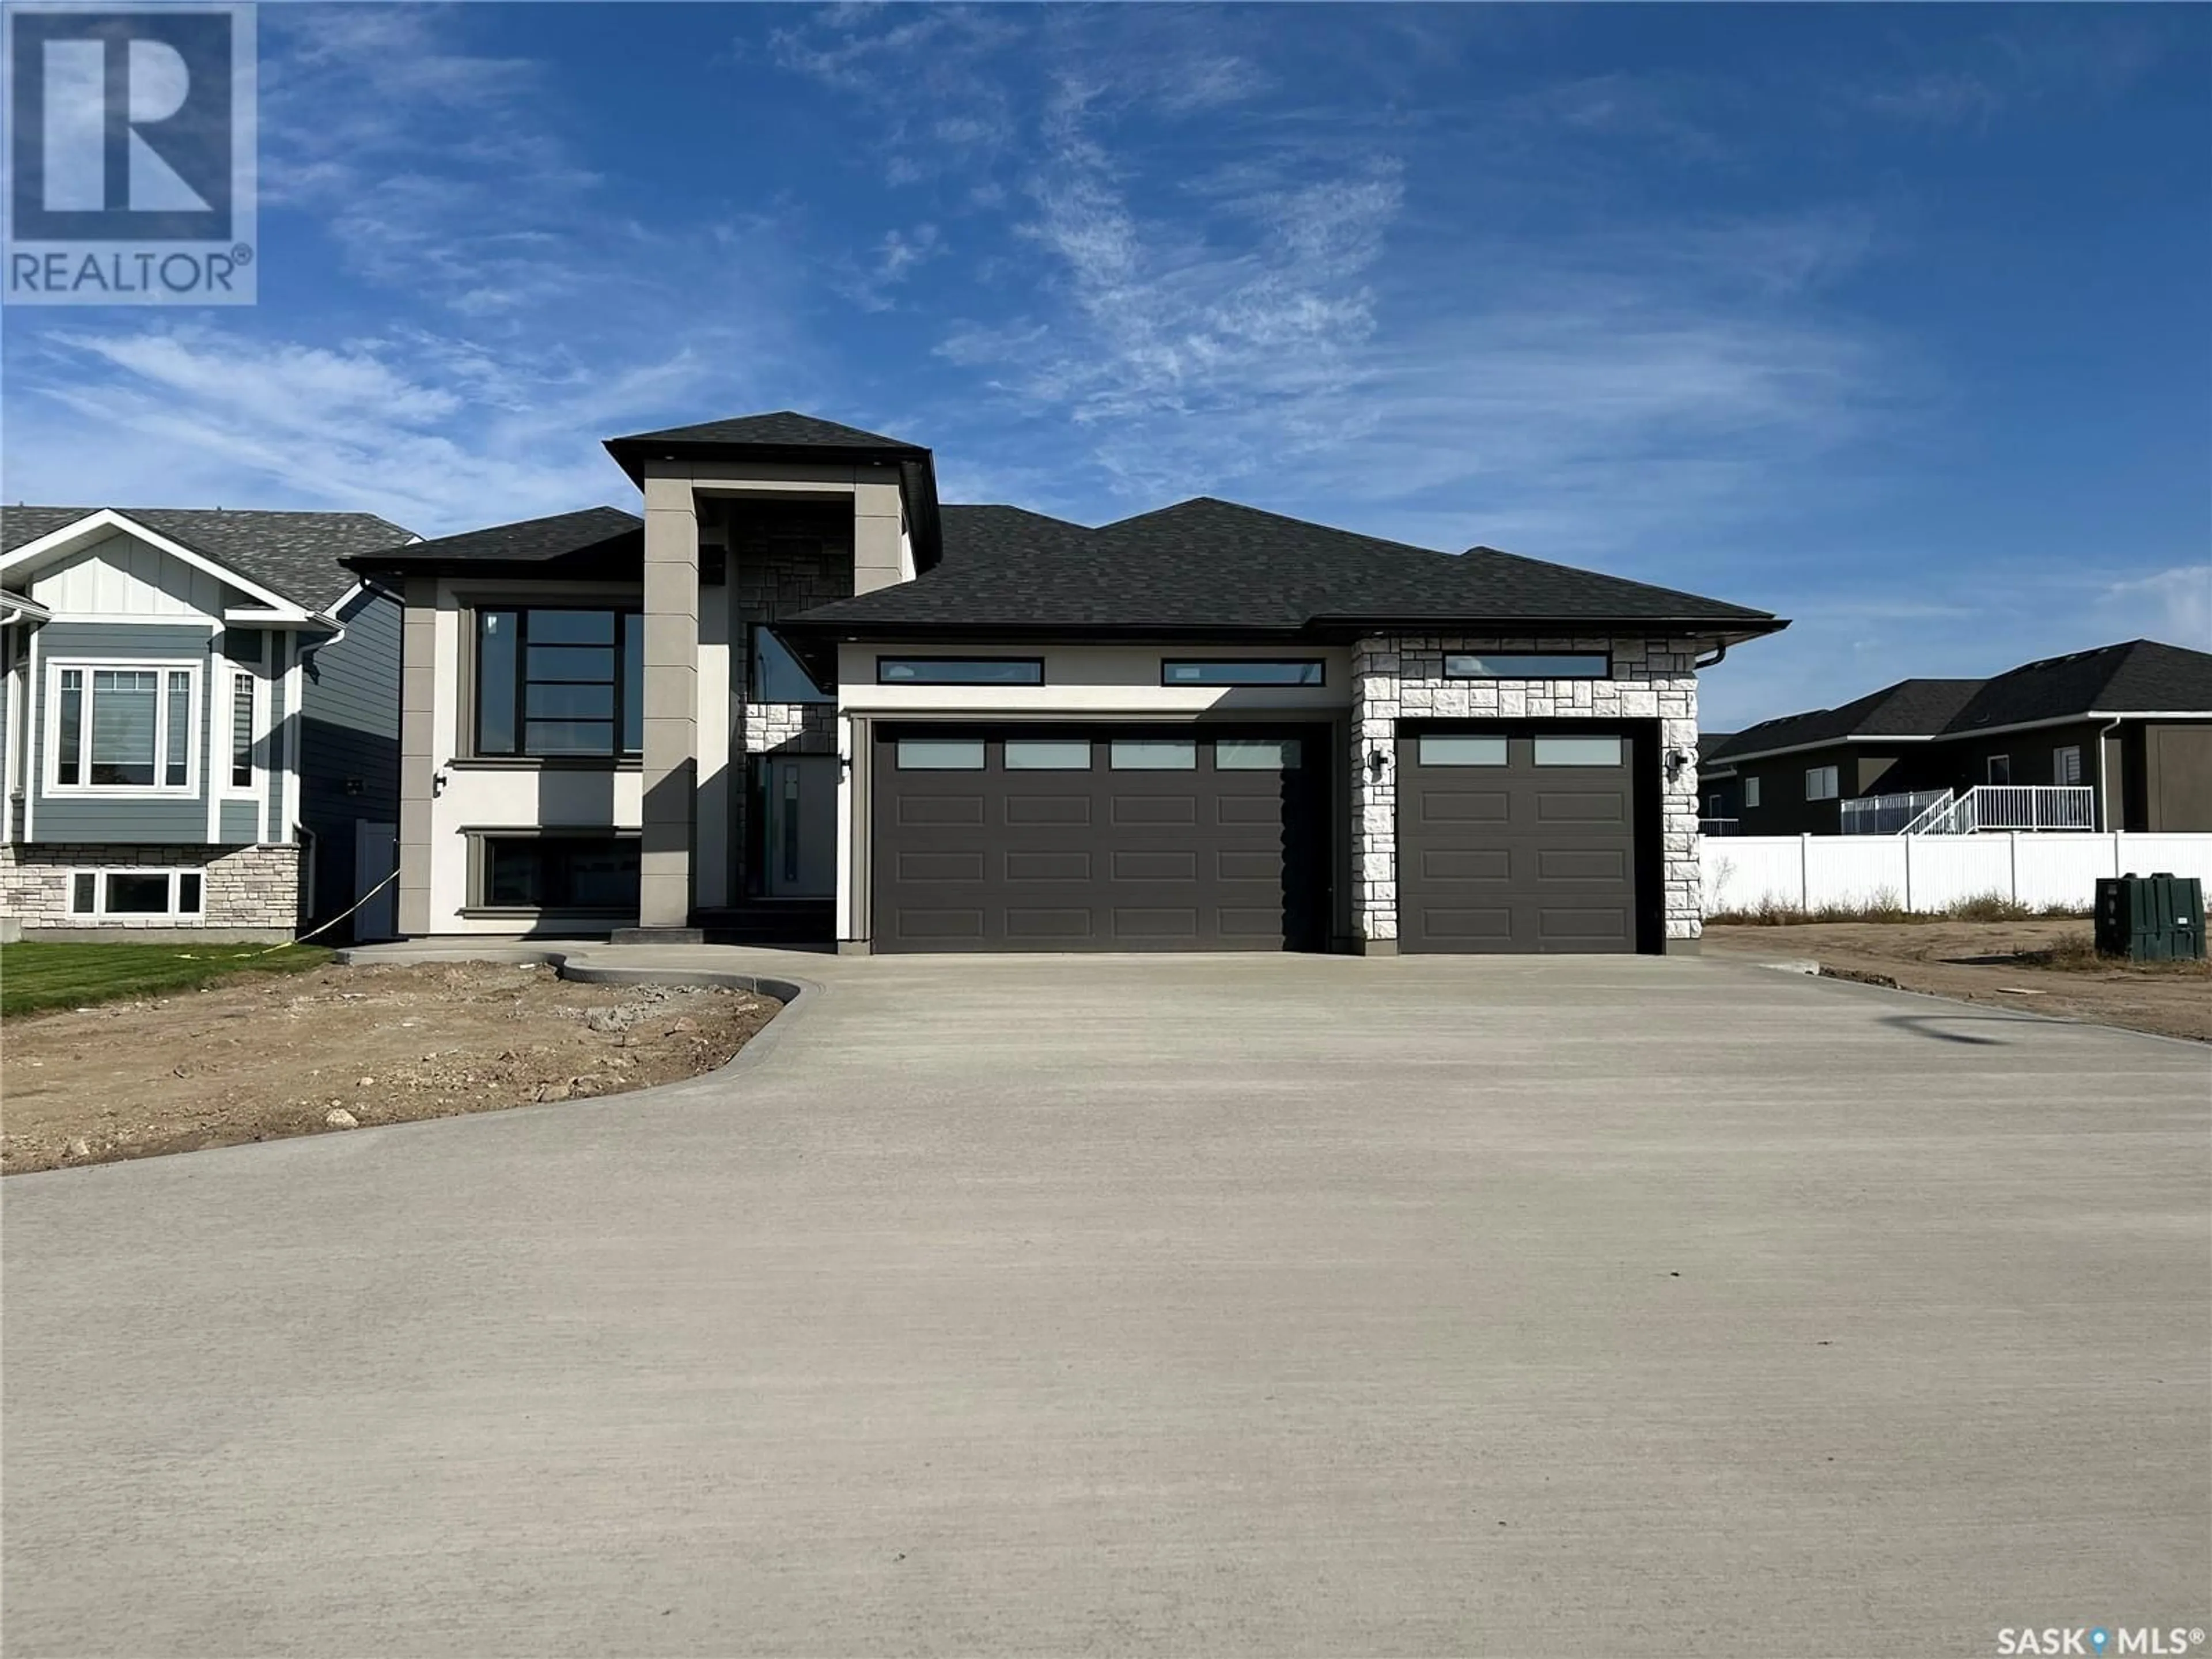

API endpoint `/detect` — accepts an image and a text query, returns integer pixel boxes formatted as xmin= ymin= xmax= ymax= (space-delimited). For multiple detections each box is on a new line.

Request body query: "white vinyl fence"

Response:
xmin=1702 ymin=834 xmax=2212 ymax=916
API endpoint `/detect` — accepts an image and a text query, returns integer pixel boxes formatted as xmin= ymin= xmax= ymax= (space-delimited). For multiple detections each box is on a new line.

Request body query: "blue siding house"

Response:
xmin=1 ymin=507 xmax=413 ymax=942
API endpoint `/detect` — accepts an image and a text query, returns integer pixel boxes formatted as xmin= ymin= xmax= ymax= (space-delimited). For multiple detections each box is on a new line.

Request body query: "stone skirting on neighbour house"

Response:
xmin=0 ymin=843 xmax=300 ymax=935
xmin=1350 ymin=635 xmax=1703 ymax=947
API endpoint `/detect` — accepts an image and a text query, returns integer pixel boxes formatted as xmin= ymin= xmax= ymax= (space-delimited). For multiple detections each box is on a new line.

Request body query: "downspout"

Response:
xmin=1694 ymin=641 xmax=1728 ymax=671
xmin=2094 ymin=715 xmax=2123 ymax=832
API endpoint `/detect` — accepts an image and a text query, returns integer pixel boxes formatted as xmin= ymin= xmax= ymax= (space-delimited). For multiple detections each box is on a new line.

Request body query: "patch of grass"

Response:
xmin=0 ymin=941 xmax=331 ymax=1018
xmin=1709 ymin=891 xmax=2091 ymax=927
xmin=2017 ymin=933 xmax=2212 ymax=976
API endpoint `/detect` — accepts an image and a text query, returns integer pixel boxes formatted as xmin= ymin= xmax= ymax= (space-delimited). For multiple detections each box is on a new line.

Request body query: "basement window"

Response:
xmin=480 ymin=836 xmax=641 ymax=911
xmin=66 ymin=868 xmax=205 ymax=919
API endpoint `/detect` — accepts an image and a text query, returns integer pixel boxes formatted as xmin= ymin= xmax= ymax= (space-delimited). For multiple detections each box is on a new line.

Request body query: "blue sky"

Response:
xmin=4 ymin=2 xmax=2207 ymax=726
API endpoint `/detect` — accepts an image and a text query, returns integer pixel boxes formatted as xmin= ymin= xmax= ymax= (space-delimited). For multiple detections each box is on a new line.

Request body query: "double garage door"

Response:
xmin=872 ymin=726 xmax=1328 ymax=952
xmin=1396 ymin=728 xmax=1646 ymax=953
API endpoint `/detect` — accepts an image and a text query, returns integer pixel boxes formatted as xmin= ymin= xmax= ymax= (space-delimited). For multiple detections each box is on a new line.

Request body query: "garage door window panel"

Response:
xmin=897 ymin=739 xmax=986 ymax=770
xmin=1418 ymin=735 xmax=1508 ymax=767
xmin=1005 ymin=739 xmax=1091 ymax=770
xmin=1215 ymin=737 xmax=1301 ymax=769
xmin=1533 ymin=736 xmax=1623 ymax=767
xmin=1111 ymin=740 xmax=1197 ymax=770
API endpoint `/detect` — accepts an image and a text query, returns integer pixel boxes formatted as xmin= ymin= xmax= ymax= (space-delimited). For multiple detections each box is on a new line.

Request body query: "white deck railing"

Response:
xmin=1840 ymin=789 xmax=1949 ymax=836
xmin=1850 ymin=784 xmax=2099 ymax=835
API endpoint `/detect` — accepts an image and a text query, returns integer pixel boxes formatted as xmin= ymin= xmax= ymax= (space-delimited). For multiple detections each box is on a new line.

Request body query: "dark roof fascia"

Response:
xmin=1301 ymin=613 xmax=1789 ymax=642
xmin=600 ymin=438 xmax=945 ymax=575
xmin=342 ymin=546 xmax=642 ymax=583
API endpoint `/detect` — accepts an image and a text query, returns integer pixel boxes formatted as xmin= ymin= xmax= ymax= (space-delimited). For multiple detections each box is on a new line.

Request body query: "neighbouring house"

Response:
xmin=346 ymin=411 xmax=1784 ymax=956
xmin=1 ymin=507 xmax=414 ymax=942
xmin=1702 ymin=639 xmax=2212 ymax=835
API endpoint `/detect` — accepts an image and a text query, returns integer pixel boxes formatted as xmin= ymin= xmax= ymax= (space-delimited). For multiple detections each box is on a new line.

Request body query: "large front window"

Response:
xmin=476 ymin=609 xmax=642 ymax=757
xmin=480 ymin=836 xmax=641 ymax=910
xmin=51 ymin=663 xmax=196 ymax=792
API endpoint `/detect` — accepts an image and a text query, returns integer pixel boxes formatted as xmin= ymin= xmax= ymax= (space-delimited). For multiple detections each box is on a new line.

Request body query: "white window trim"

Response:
xmin=1805 ymin=764 xmax=1840 ymax=802
xmin=43 ymin=657 xmax=202 ymax=798
xmin=1743 ymin=775 xmax=1762 ymax=809
xmin=2053 ymin=744 xmax=2082 ymax=786
xmin=66 ymin=866 xmax=207 ymax=921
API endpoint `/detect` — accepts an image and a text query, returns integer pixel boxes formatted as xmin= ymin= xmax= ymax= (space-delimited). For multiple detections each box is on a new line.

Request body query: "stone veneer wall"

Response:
xmin=741 ymin=702 xmax=838 ymax=756
xmin=1350 ymin=635 xmax=1703 ymax=947
xmin=0 ymin=843 xmax=300 ymax=931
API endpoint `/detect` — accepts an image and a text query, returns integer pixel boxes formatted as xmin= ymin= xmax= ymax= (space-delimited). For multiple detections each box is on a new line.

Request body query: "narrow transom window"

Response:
xmin=1161 ymin=661 xmax=1323 ymax=687
xmin=878 ymin=658 xmax=1043 ymax=685
xmin=1444 ymin=653 xmax=1609 ymax=679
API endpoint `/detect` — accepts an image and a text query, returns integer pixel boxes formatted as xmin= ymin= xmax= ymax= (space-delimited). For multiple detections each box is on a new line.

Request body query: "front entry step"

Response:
xmin=694 ymin=901 xmax=834 ymax=948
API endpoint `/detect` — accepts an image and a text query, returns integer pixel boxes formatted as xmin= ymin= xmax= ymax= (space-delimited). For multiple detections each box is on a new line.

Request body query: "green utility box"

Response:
xmin=2094 ymin=873 xmax=2207 ymax=961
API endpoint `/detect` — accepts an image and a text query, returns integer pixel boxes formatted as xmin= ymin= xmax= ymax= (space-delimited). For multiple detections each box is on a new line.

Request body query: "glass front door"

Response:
xmin=762 ymin=754 xmax=838 ymax=897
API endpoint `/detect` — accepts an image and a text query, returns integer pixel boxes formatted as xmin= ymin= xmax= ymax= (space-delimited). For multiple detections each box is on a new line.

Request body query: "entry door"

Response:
xmin=763 ymin=755 xmax=838 ymax=897
xmin=354 ymin=820 xmax=398 ymax=942
xmin=1396 ymin=729 xmax=1642 ymax=953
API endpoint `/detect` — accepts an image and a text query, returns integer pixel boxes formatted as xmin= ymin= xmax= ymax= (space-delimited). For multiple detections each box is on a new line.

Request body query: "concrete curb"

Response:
xmin=332 ymin=942 xmax=827 ymax=1081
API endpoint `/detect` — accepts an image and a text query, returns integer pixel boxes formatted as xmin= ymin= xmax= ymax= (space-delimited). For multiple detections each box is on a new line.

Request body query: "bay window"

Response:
xmin=50 ymin=663 xmax=198 ymax=793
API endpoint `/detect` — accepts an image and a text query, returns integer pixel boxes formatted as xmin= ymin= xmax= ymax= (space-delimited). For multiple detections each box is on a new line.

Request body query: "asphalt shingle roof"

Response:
xmin=780 ymin=497 xmax=1781 ymax=637
xmin=346 ymin=506 xmax=641 ymax=570
xmin=2 ymin=505 xmax=415 ymax=610
xmin=1709 ymin=640 xmax=2212 ymax=762
xmin=1707 ymin=679 xmax=1986 ymax=762
xmin=1944 ymin=639 xmax=2212 ymax=731
xmin=603 ymin=411 xmax=925 ymax=452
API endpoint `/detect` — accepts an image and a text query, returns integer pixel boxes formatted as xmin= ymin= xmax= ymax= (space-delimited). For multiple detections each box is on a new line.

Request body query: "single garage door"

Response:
xmin=1396 ymin=728 xmax=1642 ymax=953
xmin=872 ymin=727 xmax=1328 ymax=952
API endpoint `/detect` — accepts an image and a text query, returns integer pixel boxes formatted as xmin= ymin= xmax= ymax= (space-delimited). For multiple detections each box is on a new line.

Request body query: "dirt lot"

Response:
xmin=1 ymin=962 xmax=781 ymax=1175
xmin=1703 ymin=918 xmax=2210 ymax=1041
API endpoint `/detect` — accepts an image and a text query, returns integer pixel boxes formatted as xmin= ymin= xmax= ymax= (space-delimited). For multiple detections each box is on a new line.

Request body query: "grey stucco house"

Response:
xmin=1 ymin=506 xmax=414 ymax=941
xmin=344 ymin=411 xmax=1785 ymax=956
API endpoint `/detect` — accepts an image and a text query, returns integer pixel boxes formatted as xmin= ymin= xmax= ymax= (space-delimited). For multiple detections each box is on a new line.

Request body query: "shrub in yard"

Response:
xmin=1706 ymin=890 xmax=2092 ymax=927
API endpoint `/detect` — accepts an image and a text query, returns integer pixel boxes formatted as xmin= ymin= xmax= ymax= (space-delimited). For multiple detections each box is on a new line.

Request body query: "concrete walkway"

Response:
xmin=4 ymin=950 xmax=2206 ymax=1657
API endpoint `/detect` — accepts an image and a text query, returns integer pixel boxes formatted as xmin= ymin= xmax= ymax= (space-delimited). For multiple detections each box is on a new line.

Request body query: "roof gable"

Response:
xmin=2 ymin=505 xmax=413 ymax=611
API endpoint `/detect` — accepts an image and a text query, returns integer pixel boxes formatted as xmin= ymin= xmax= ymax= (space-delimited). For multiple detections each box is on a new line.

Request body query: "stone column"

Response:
xmin=637 ymin=472 xmax=700 ymax=936
xmin=1350 ymin=635 xmax=1400 ymax=953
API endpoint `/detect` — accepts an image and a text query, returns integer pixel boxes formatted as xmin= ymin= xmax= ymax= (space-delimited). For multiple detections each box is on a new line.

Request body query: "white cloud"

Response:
xmin=2096 ymin=565 xmax=2212 ymax=652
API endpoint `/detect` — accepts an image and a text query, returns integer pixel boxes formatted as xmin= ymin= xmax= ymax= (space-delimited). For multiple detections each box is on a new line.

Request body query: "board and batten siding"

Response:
xmin=29 ymin=621 xmax=217 ymax=844
xmin=24 ymin=531 xmax=234 ymax=617
xmin=299 ymin=587 xmax=403 ymax=928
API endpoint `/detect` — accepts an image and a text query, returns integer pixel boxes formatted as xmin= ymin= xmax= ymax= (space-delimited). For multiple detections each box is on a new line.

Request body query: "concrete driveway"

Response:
xmin=4 ymin=953 xmax=2207 ymax=1657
